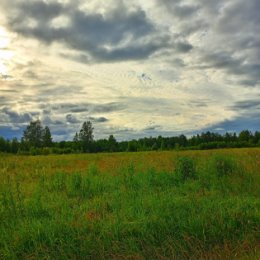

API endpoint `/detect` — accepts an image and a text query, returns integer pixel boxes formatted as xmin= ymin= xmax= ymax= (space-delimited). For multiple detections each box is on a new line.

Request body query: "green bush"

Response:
xmin=175 ymin=156 xmax=196 ymax=181
xmin=212 ymin=155 xmax=237 ymax=177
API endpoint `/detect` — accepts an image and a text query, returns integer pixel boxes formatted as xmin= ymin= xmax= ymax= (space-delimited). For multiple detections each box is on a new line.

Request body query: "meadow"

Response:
xmin=0 ymin=148 xmax=259 ymax=260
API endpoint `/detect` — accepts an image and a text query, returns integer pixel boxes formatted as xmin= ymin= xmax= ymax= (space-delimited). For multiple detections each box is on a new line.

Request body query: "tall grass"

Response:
xmin=0 ymin=149 xmax=259 ymax=259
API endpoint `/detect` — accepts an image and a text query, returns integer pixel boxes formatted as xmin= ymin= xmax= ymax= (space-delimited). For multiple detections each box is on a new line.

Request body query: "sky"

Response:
xmin=0 ymin=0 xmax=259 ymax=141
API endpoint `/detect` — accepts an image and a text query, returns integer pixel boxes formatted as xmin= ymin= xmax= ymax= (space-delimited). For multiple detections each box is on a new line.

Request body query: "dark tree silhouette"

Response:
xmin=42 ymin=126 xmax=53 ymax=147
xmin=22 ymin=120 xmax=44 ymax=148
xmin=79 ymin=121 xmax=94 ymax=152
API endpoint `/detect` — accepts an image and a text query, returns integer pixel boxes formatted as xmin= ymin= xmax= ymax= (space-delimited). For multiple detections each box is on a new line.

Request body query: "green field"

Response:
xmin=0 ymin=148 xmax=259 ymax=259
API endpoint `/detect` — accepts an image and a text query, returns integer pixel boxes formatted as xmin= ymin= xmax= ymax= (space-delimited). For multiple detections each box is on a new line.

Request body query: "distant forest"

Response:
xmin=0 ymin=120 xmax=260 ymax=155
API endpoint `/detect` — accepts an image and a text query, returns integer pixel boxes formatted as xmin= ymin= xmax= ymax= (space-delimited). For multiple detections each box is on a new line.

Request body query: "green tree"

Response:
xmin=10 ymin=138 xmax=19 ymax=153
xmin=79 ymin=121 xmax=94 ymax=152
xmin=22 ymin=120 xmax=43 ymax=148
xmin=108 ymin=135 xmax=117 ymax=152
xmin=239 ymin=130 xmax=252 ymax=142
xmin=73 ymin=132 xmax=79 ymax=142
xmin=42 ymin=126 xmax=53 ymax=147
xmin=73 ymin=132 xmax=81 ymax=151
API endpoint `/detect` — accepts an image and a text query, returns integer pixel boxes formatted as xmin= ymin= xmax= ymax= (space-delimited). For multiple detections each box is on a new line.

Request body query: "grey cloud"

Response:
xmin=70 ymin=107 xmax=89 ymax=113
xmin=159 ymin=0 xmax=200 ymax=18
xmin=101 ymin=126 xmax=135 ymax=138
xmin=1 ymin=74 xmax=13 ymax=80
xmin=42 ymin=116 xmax=63 ymax=126
xmin=60 ymin=52 xmax=91 ymax=64
xmin=230 ymin=100 xmax=260 ymax=110
xmin=201 ymin=52 xmax=241 ymax=69
xmin=0 ymin=89 xmax=18 ymax=93
xmin=172 ymin=58 xmax=185 ymax=67
xmin=90 ymin=102 xmax=126 ymax=114
xmin=216 ymin=0 xmax=260 ymax=35
xmin=159 ymin=0 xmax=260 ymax=86
xmin=23 ymin=70 xmax=39 ymax=80
xmin=143 ymin=125 xmax=161 ymax=131
xmin=190 ymin=100 xmax=209 ymax=108
xmin=4 ymin=0 xmax=167 ymax=62
xmin=199 ymin=51 xmax=260 ymax=86
xmin=88 ymin=117 xmax=109 ymax=123
xmin=239 ymin=79 xmax=259 ymax=87
xmin=39 ymin=102 xmax=125 ymax=114
xmin=50 ymin=103 xmax=78 ymax=111
xmin=175 ymin=41 xmax=193 ymax=53
xmin=66 ymin=114 xmax=80 ymax=124
xmin=0 ymin=107 xmax=33 ymax=123
xmin=42 ymin=110 xmax=51 ymax=115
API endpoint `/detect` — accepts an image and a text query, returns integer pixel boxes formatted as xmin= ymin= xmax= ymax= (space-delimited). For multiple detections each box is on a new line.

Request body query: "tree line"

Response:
xmin=0 ymin=119 xmax=260 ymax=155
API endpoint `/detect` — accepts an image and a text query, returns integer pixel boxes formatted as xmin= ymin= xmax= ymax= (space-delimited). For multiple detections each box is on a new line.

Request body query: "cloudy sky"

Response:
xmin=0 ymin=0 xmax=259 ymax=141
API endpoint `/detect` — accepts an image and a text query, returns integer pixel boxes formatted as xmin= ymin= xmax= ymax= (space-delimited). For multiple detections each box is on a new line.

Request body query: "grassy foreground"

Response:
xmin=0 ymin=148 xmax=259 ymax=260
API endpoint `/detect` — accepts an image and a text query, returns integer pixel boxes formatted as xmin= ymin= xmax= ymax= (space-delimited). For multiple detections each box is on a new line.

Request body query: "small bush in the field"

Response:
xmin=212 ymin=155 xmax=237 ymax=177
xmin=175 ymin=156 xmax=196 ymax=181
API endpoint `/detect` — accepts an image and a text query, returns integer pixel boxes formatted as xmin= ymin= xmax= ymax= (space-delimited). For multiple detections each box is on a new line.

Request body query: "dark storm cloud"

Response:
xmin=4 ymin=0 xmax=168 ymax=62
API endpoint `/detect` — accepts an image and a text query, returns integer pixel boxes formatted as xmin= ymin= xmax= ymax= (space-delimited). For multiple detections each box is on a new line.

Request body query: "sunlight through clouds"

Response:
xmin=0 ymin=0 xmax=259 ymax=140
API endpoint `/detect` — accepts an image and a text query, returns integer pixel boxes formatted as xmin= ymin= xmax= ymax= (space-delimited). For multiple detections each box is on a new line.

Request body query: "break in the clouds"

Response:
xmin=0 ymin=0 xmax=259 ymax=140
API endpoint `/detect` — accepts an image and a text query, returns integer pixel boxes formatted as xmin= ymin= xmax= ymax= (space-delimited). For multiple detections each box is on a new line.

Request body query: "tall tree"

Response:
xmin=42 ymin=126 xmax=53 ymax=147
xmin=73 ymin=132 xmax=79 ymax=142
xmin=79 ymin=121 xmax=94 ymax=152
xmin=239 ymin=130 xmax=252 ymax=142
xmin=108 ymin=135 xmax=117 ymax=152
xmin=22 ymin=120 xmax=43 ymax=148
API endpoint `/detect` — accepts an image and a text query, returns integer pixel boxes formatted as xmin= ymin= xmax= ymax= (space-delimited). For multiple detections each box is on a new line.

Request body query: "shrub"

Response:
xmin=175 ymin=156 xmax=196 ymax=181
xmin=212 ymin=155 xmax=236 ymax=177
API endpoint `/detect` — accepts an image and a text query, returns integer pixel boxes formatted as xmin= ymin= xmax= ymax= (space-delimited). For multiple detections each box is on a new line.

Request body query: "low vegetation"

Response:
xmin=0 ymin=148 xmax=259 ymax=259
